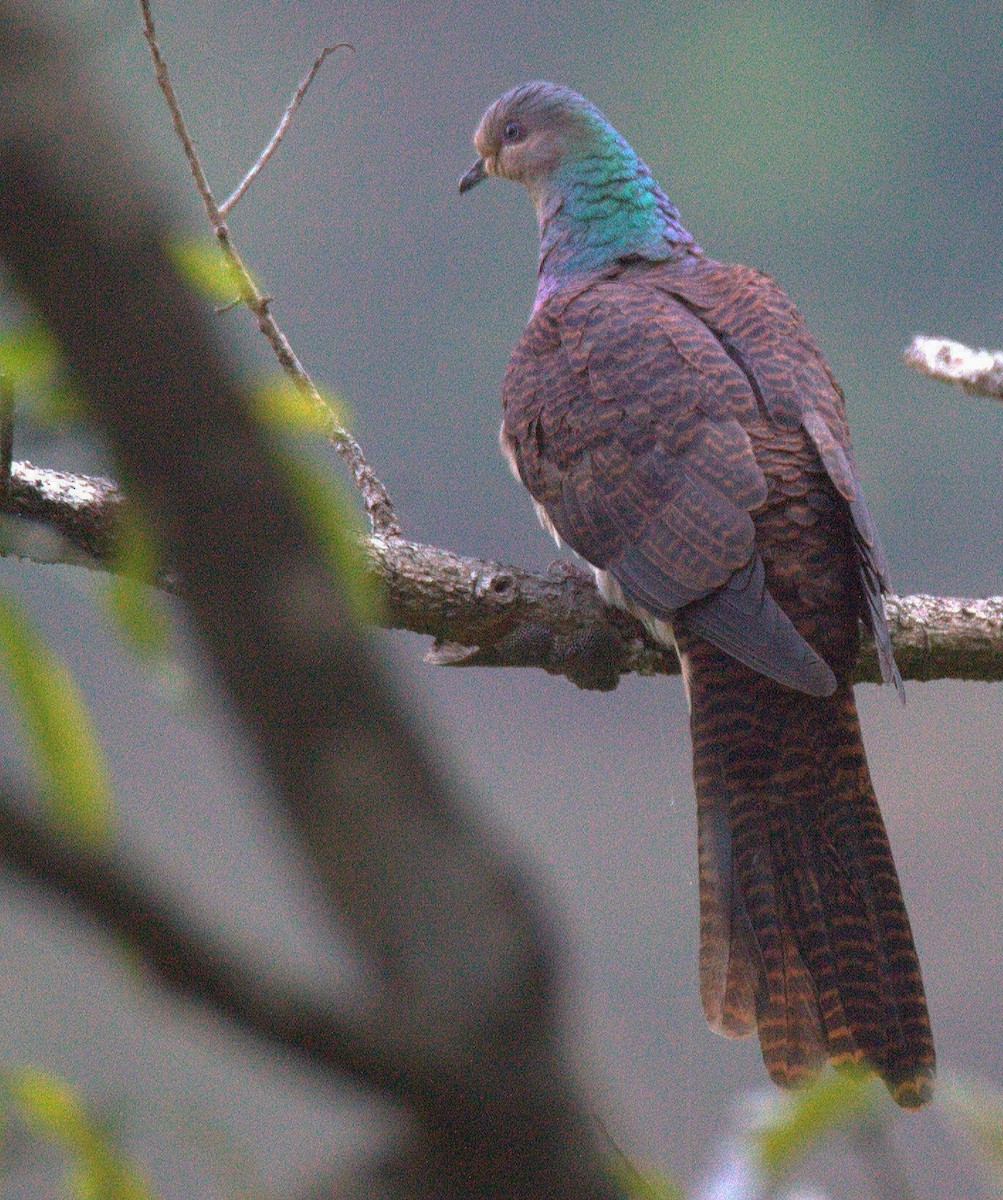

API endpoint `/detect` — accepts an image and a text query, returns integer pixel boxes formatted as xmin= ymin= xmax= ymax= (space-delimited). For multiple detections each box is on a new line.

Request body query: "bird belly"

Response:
xmin=595 ymin=568 xmax=689 ymax=705
xmin=593 ymin=567 xmax=677 ymax=652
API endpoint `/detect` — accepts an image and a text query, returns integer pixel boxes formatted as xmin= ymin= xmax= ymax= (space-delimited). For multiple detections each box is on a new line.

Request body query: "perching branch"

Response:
xmin=2 ymin=461 xmax=123 ymax=564
xmin=133 ymin=3 xmax=1003 ymax=697
xmin=905 ymin=335 xmax=1003 ymax=401
xmin=3 ymin=459 xmax=1001 ymax=688
xmin=129 ymin=5 xmax=1003 ymax=695
xmin=138 ymin=0 xmax=400 ymax=539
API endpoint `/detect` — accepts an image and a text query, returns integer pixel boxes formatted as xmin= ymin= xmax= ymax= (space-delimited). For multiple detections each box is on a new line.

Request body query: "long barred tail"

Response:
xmin=681 ymin=640 xmax=935 ymax=1108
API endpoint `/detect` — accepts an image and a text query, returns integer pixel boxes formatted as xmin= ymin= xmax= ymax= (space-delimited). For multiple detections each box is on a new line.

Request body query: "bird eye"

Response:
xmin=502 ymin=120 xmax=525 ymax=143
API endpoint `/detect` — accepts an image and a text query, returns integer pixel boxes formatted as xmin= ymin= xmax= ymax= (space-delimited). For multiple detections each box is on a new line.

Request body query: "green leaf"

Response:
xmin=0 ymin=320 xmax=85 ymax=423
xmin=69 ymin=1155 xmax=154 ymax=1200
xmin=250 ymin=375 xmax=350 ymax=439
xmin=754 ymin=1066 xmax=882 ymax=1180
xmin=939 ymin=1075 xmax=1003 ymax=1181
xmin=103 ymin=507 xmax=170 ymax=663
xmin=607 ymin=1154 xmax=685 ymax=1200
xmin=8 ymin=1067 xmax=155 ymax=1200
xmin=167 ymin=235 xmax=243 ymax=305
xmin=8 ymin=1066 xmax=91 ymax=1153
xmin=0 ymin=589 xmax=113 ymax=844
xmin=274 ymin=451 xmax=383 ymax=625
xmin=0 ymin=320 xmax=61 ymax=389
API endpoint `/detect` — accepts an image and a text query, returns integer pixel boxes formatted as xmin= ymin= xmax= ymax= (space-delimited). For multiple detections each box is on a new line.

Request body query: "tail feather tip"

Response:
xmin=888 ymin=1068 xmax=935 ymax=1110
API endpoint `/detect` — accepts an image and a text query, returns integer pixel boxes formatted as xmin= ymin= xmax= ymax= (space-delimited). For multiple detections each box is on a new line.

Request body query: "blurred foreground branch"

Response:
xmin=0 ymin=791 xmax=399 ymax=1089
xmin=0 ymin=7 xmax=620 ymax=1198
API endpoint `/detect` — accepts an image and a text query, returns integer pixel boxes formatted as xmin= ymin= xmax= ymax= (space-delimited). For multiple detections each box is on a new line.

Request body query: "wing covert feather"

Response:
xmin=503 ymin=281 xmax=767 ymax=593
xmin=502 ymin=269 xmax=836 ymax=693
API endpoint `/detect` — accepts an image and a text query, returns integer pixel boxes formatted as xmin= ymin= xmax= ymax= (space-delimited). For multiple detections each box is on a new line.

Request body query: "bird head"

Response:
xmin=459 ymin=82 xmax=695 ymax=284
xmin=459 ymin=82 xmax=607 ymax=198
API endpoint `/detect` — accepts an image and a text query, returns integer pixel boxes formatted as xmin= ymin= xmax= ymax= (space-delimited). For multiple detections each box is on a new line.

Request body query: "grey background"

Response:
xmin=0 ymin=0 xmax=1000 ymax=1196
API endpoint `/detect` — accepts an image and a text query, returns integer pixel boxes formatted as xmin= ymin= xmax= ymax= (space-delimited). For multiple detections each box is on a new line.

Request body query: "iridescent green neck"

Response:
xmin=532 ymin=121 xmax=695 ymax=295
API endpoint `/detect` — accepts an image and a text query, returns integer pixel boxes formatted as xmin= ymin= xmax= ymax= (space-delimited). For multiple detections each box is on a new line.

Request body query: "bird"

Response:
xmin=459 ymin=82 xmax=934 ymax=1107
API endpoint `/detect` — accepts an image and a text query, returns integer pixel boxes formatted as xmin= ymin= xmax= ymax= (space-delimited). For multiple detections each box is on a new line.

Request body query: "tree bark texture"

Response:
xmin=4 ymin=460 xmax=999 ymax=688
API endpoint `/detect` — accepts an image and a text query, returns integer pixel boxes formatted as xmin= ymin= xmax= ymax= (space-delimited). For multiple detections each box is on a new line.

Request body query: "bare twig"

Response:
xmin=138 ymin=0 xmax=219 ymax=218
xmin=138 ymin=0 xmax=401 ymax=538
xmin=905 ymin=335 xmax=1003 ymax=400
xmin=219 ymin=43 xmax=353 ymax=217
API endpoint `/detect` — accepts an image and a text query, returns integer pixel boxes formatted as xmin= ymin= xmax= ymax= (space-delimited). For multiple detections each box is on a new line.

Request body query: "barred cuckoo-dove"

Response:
xmin=459 ymin=82 xmax=934 ymax=1107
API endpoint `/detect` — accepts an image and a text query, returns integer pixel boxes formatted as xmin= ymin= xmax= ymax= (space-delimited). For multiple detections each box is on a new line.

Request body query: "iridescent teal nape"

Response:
xmin=535 ymin=98 xmax=695 ymax=287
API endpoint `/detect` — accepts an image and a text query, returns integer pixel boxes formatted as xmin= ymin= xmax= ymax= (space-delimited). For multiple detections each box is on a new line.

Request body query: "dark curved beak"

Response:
xmin=458 ymin=157 xmax=488 ymax=194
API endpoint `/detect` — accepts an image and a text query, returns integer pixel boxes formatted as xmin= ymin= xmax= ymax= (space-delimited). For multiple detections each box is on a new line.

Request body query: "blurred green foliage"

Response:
xmin=250 ymin=374 xmax=351 ymax=438
xmin=0 ymin=319 xmax=84 ymax=425
xmin=0 ymin=589 xmax=113 ymax=845
xmin=274 ymin=450 xmax=383 ymax=626
xmin=104 ymin=503 xmax=171 ymax=664
xmin=610 ymin=1154 xmax=685 ymax=1200
xmin=5 ymin=1065 xmax=154 ymax=1200
xmin=753 ymin=1066 xmax=883 ymax=1182
xmin=166 ymin=235 xmax=244 ymax=307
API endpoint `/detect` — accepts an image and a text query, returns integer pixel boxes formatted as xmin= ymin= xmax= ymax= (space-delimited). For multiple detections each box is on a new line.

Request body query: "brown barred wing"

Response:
xmin=652 ymin=256 xmax=903 ymax=694
xmin=501 ymin=279 xmax=835 ymax=694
